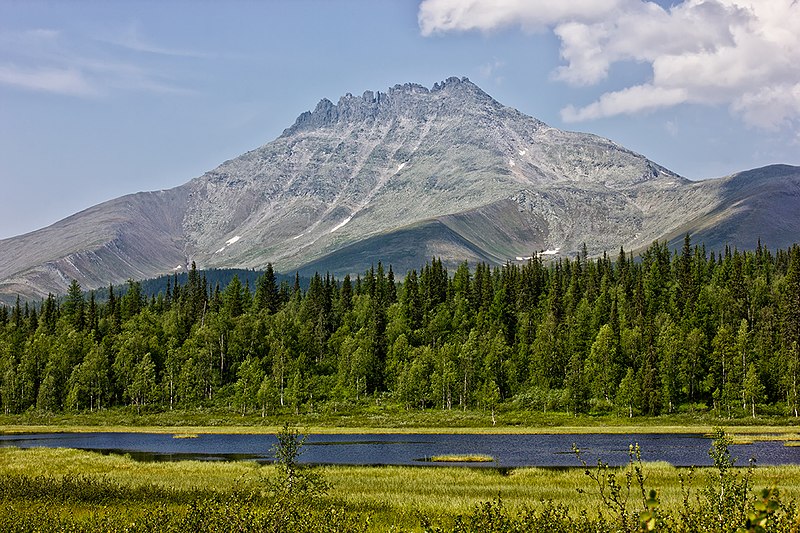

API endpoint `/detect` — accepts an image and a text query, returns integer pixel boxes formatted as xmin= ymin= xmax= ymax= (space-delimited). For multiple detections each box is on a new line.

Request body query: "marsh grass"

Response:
xmin=429 ymin=454 xmax=494 ymax=463
xmin=0 ymin=447 xmax=265 ymax=493
xmin=5 ymin=447 xmax=800 ymax=531
xmin=5 ymin=406 xmax=800 ymax=435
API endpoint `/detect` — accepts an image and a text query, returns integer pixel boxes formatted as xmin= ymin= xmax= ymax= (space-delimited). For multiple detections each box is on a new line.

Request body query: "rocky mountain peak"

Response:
xmin=2 ymin=75 xmax=797 ymax=306
xmin=282 ymin=76 xmax=496 ymax=136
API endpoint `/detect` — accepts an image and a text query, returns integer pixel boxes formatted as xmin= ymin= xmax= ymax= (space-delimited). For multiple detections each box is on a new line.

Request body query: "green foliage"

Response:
xmin=0 ymin=472 xmax=365 ymax=533
xmin=5 ymin=441 xmax=800 ymax=532
xmin=270 ymin=423 xmax=328 ymax=499
xmin=417 ymin=430 xmax=799 ymax=533
xmin=572 ymin=442 xmax=656 ymax=531
xmin=3 ymin=241 xmax=800 ymax=422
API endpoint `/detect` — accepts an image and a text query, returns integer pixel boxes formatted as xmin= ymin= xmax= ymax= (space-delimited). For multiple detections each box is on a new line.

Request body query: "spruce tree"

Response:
xmin=63 ymin=279 xmax=85 ymax=330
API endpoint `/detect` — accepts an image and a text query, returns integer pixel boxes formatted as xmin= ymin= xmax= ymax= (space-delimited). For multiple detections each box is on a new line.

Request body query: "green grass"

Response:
xmin=4 ymin=403 xmax=800 ymax=434
xmin=172 ymin=433 xmax=199 ymax=439
xmin=4 ymin=406 xmax=800 ymax=530
xmin=428 ymin=454 xmax=495 ymax=463
xmin=4 ymin=447 xmax=800 ymax=531
xmin=4 ymin=405 xmax=800 ymax=439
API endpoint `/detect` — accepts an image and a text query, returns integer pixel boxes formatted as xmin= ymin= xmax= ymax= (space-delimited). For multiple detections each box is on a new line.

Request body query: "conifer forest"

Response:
xmin=2 ymin=237 xmax=800 ymax=421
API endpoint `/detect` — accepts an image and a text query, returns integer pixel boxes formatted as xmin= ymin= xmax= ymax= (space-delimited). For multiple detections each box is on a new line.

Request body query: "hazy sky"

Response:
xmin=1 ymin=0 xmax=798 ymax=239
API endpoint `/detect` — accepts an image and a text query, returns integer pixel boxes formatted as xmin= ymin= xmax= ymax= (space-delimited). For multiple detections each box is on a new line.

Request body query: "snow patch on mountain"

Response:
xmin=330 ymin=215 xmax=353 ymax=233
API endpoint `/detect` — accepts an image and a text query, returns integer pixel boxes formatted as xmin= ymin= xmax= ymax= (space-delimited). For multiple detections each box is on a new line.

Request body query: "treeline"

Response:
xmin=1 ymin=237 xmax=799 ymax=418
xmin=86 ymin=268 xmax=306 ymax=303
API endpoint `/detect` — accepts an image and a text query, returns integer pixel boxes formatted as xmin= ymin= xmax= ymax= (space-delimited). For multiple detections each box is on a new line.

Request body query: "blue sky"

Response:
xmin=1 ymin=0 xmax=798 ymax=239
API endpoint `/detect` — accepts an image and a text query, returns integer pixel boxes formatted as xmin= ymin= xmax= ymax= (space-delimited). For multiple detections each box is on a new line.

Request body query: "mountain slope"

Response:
xmin=0 ymin=188 xmax=189 ymax=303
xmin=179 ymin=77 xmax=688 ymax=271
xmin=663 ymin=164 xmax=800 ymax=251
xmin=1 ymin=77 xmax=797 ymax=303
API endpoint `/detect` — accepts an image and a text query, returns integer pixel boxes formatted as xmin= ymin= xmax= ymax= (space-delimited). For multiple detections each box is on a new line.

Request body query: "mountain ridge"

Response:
xmin=1 ymin=77 xmax=798 ymax=304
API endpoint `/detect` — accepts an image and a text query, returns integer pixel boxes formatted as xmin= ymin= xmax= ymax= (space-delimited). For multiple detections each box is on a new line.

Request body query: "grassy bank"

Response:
xmin=3 ymin=446 xmax=800 ymax=531
xmin=2 ymin=406 xmax=800 ymax=438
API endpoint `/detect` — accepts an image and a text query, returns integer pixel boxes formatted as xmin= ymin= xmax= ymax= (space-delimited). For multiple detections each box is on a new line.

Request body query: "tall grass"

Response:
xmin=5 ymin=446 xmax=800 ymax=531
xmin=5 ymin=405 xmax=800 ymax=435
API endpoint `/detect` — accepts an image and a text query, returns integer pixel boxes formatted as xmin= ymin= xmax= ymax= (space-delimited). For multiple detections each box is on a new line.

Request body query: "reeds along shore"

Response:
xmin=4 ymin=439 xmax=800 ymax=531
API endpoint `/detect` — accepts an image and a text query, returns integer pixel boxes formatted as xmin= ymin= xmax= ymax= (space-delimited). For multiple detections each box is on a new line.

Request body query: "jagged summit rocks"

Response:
xmin=284 ymin=77 xmax=498 ymax=135
xmin=1 ymin=77 xmax=798 ymax=303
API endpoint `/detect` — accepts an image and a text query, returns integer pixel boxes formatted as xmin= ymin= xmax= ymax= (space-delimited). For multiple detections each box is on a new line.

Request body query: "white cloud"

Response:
xmin=732 ymin=83 xmax=800 ymax=130
xmin=561 ymin=84 xmax=688 ymax=121
xmin=0 ymin=65 xmax=96 ymax=96
xmin=418 ymin=0 xmax=623 ymax=36
xmin=100 ymin=22 xmax=213 ymax=59
xmin=0 ymin=26 xmax=197 ymax=97
xmin=419 ymin=0 xmax=800 ymax=130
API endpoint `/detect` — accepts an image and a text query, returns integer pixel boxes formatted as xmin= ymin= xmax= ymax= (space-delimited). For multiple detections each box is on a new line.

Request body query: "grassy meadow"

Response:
xmin=4 ymin=409 xmax=800 ymax=530
xmin=4 ymin=443 xmax=800 ymax=531
xmin=3 ymin=403 xmax=800 ymax=436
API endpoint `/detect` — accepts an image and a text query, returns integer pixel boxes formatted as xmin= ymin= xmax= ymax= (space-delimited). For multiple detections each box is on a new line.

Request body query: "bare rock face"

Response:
xmin=178 ymin=77 xmax=687 ymax=273
xmin=1 ymin=76 xmax=797 ymax=304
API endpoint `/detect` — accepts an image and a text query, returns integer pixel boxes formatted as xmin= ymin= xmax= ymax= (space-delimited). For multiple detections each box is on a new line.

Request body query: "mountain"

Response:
xmin=1 ymin=76 xmax=798 ymax=304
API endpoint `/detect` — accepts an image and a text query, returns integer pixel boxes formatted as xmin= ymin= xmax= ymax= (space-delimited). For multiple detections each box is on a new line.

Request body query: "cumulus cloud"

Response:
xmin=419 ymin=0 xmax=800 ymax=130
xmin=418 ymin=0 xmax=623 ymax=35
xmin=561 ymin=85 xmax=688 ymax=121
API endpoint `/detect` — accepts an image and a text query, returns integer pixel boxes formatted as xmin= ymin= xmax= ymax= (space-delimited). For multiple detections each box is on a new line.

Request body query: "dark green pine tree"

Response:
xmin=253 ymin=263 xmax=279 ymax=314
xmin=783 ymin=245 xmax=800 ymax=416
xmin=293 ymin=272 xmax=302 ymax=301
xmin=86 ymin=291 xmax=99 ymax=334
xmin=617 ymin=246 xmax=633 ymax=300
xmin=386 ymin=265 xmax=397 ymax=305
xmin=547 ymin=262 xmax=563 ymax=323
xmin=402 ymin=270 xmax=422 ymax=331
xmin=223 ymin=275 xmax=246 ymax=318
xmin=207 ymin=282 xmax=220 ymax=314
xmin=107 ymin=284 xmax=121 ymax=334
xmin=339 ymin=274 xmax=353 ymax=314
xmin=27 ymin=304 xmax=38 ymax=335
xmin=675 ymin=233 xmax=696 ymax=314
xmin=375 ymin=262 xmax=387 ymax=305
xmin=564 ymin=350 xmax=588 ymax=415
xmin=186 ymin=261 xmax=207 ymax=323
xmin=11 ymin=295 xmax=22 ymax=331
xmin=451 ymin=261 xmax=471 ymax=302
xmin=41 ymin=293 xmax=57 ymax=334
xmin=63 ymin=279 xmax=85 ymax=331
xmin=121 ymin=279 xmax=144 ymax=320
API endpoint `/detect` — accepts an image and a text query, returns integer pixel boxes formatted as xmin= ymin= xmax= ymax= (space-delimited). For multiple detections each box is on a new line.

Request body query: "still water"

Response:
xmin=1 ymin=432 xmax=797 ymax=467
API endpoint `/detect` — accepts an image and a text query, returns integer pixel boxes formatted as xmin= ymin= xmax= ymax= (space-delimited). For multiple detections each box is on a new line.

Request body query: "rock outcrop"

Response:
xmin=1 ymin=77 xmax=798 ymax=304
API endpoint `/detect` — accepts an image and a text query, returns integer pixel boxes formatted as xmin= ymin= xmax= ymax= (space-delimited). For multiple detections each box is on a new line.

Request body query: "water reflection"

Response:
xmin=0 ymin=432 xmax=797 ymax=467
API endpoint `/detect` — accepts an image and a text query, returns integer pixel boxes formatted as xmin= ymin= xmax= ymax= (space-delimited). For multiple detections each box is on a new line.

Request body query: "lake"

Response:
xmin=1 ymin=432 xmax=797 ymax=467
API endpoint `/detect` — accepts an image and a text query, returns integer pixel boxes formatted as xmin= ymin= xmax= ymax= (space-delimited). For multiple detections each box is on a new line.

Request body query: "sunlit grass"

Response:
xmin=0 ymin=447 xmax=266 ymax=493
xmin=4 ymin=421 xmax=800 ymax=438
xmin=4 ymin=406 xmax=800 ymax=437
xmin=172 ymin=433 xmax=199 ymax=439
xmin=5 ymin=447 xmax=800 ymax=531
xmin=429 ymin=454 xmax=494 ymax=462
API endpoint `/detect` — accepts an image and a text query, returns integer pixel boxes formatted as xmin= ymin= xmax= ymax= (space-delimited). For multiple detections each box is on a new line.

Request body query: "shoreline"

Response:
xmin=2 ymin=423 xmax=800 ymax=440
